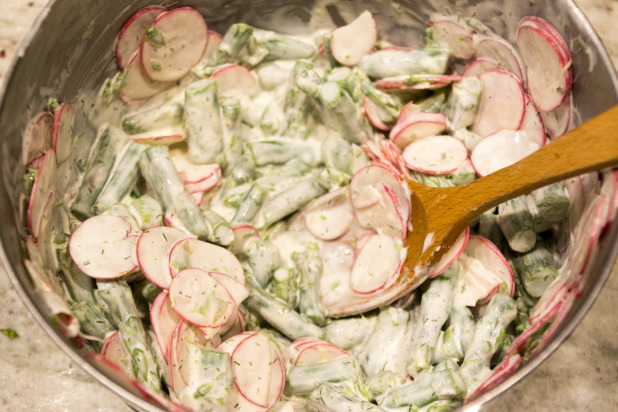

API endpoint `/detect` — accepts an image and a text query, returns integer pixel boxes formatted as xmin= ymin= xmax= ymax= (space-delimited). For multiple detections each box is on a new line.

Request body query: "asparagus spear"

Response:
xmin=139 ymin=146 xmax=209 ymax=237
xmin=318 ymin=81 xmax=372 ymax=145
xmin=498 ymin=196 xmax=536 ymax=253
xmin=229 ymin=153 xmax=256 ymax=186
xmin=244 ymin=237 xmax=282 ymax=287
xmin=309 ymin=383 xmax=385 ymax=412
xmin=185 ymin=78 xmax=224 ymax=164
xmin=219 ymin=97 xmax=243 ymax=171
xmin=453 ymin=128 xmax=482 ymax=152
xmin=96 ymin=281 xmax=162 ymax=393
xmin=530 ymin=183 xmax=570 ymax=223
xmin=250 ymin=28 xmax=317 ymax=63
xmin=215 ymin=23 xmax=254 ymax=64
xmin=203 ymin=210 xmax=234 ymax=246
xmin=458 ymin=293 xmax=517 ymax=394
xmin=127 ymin=195 xmax=163 ymax=229
xmin=406 ymin=263 xmax=459 ymax=377
xmin=358 ymin=49 xmax=451 ymax=79
xmin=513 ymin=239 xmax=559 ymax=298
xmin=293 ymin=243 xmax=326 ymax=326
xmin=444 ymin=77 xmax=483 ymax=131
xmin=324 ymin=315 xmax=377 ymax=352
xmin=433 ymin=304 xmax=476 ymax=363
xmin=121 ymin=100 xmax=183 ymax=135
xmin=244 ymin=287 xmax=325 ymax=340
xmin=268 ymin=267 xmax=300 ymax=309
xmin=246 ymin=139 xmax=319 ymax=167
xmin=231 ymin=184 xmax=267 ymax=225
xmin=327 ymin=67 xmax=362 ymax=102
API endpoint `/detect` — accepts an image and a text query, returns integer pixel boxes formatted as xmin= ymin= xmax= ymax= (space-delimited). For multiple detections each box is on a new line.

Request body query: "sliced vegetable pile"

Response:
xmin=19 ymin=5 xmax=618 ymax=412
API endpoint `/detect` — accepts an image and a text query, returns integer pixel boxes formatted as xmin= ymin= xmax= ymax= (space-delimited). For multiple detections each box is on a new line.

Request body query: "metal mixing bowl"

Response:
xmin=0 ymin=0 xmax=616 ymax=410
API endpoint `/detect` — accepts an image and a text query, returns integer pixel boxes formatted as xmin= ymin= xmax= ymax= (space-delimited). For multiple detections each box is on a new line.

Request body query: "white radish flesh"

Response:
xmin=101 ymin=330 xmax=133 ymax=374
xmin=68 ymin=215 xmax=138 ymax=279
xmin=303 ymin=188 xmax=354 ymax=240
xmin=22 ymin=112 xmax=53 ymax=166
xmin=52 ymin=103 xmax=75 ymax=164
xmin=295 ymin=342 xmax=348 ymax=366
xmin=470 ymin=129 xmax=541 ymax=177
xmin=475 ymin=36 xmax=527 ymax=83
xmin=169 ymin=268 xmax=236 ymax=328
xmin=171 ymin=149 xmax=222 ymax=184
xmin=231 ymin=224 xmax=260 ymax=255
xmin=363 ymin=97 xmax=392 ymax=131
xmin=452 ymin=235 xmax=514 ymax=307
xmin=184 ymin=169 xmax=221 ymax=194
xmin=208 ymin=272 xmax=249 ymax=304
xmin=120 ymin=51 xmax=170 ymax=101
xmin=130 ymin=126 xmax=185 ymax=145
xmin=169 ymin=238 xmax=245 ymax=283
xmin=203 ymin=30 xmax=222 ymax=62
xmin=140 ymin=7 xmax=208 ymax=82
xmin=519 ymin=94 xmax=546 ymax=147
xmin=390 ymin=111 xmax=447 ymax=150
xmin=350 ymin=233 xmax=403 ymax=294
xmin=430 ymin=16 xmax=475 ymax=59
xmin=27 ymin=149 xmax=56 ymax=236
xmin=137 ymin=226 xmax=194 ymax=289
xmin=427 ymin=227 xmax=470 ymax=279
xmin=517 ymin=17 xmax=572 ymax=112
xmin=397 ymin=101 xmax=421 ymax=122
xmin=331 ymin=10 xmax=377 ymax=66
xmin=151 ymin=291 xmax=182 ymax=359
xmin=211 ymin=64 xmax=259 ymax=98
xmin=540 ymin=92 xmax=572 ymax=139
xmin=229 ymin=332 xmax=285 ymax=409
xmin=402 ymin=135 xmax=468 ymax=175
xmin=115 ymin=6 xmax=166 ymax=69
xmin=472 ymin=70 xmax=525 ymax=137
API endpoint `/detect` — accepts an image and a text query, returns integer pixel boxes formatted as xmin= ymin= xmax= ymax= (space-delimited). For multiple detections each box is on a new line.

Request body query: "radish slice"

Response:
xmin=350 ymin=233 xmax=403 ymax=294
xmin=430 ymin=16 xmax=475 ymax=59
xmin=452 ymin=235 xmax=515 ymax=307
xmin=331 ymin=10 xmax=377 ymax=66
xmin=462 ymin=59 xmax=502 ymax=78
xmin=228 ymin=332 xmax=285 ymax=409
xmin=402 ymin=135 xmax=468 ymax=175
xmin=203 ymin=30 xmax=222 ymax=62
xmin=32 ymin=191 xmax=54 ymax=241
xmin=475 ymin=36 xmax=527 ymax=83
xmin=27 ymin=149 xmax=56 ymax=236
xmin=52 ymin=102 xmax=75 ymax=164
xmin=120 ymin=51 xmax=170 ymax=101
xmin=374 ymin=76 xmax=460 ymax=92
xmin=363 ymin=97 xmax=393 ymax=131
xmin=517 ymin=17 xmax=572 ymax=112
xmin=295 ymin=342 xmax=348 ymax=366
xmin=211 ymin=64 xmax=259 ymax=98
xmin=427 ymin=226 xmax=470 ymax=279
xmin=140 ymin=7 xmax=208 ymax=82
xmin=540 ymin=92 xmax=572 ymax=139
xmin=472 ymin=70 xmax=525 ymax=137
xmin=22 ymin=112 xmax=53 ymax=166
xmin=137 ymin=226 xmax=194 ymax=289
xmin=519 ymin=94 xmax=546 ymax=147
xmin=169 ymin=268 xmax=236 ymax=328
xmin=390 ymin=111 xmax=447 ymax=150
xmin=568 ymin=195 xmax=608 ymax=278
xmin=600 ymin=170 xmax=618 ymax=229
xmin=470 ymin=129 xmax=541 ymax=177
xmin=169 ymin=238 xmax=245 ymax=283
xmin=115 ymin=6 xmax=167 ymax=69
xmin=130 ymin=126 xmax=185 ymax=145
xmin=101 ymin=330 xmax=133 ymax=374
xmin=171 ymin=321 xmax=215 ymax=387
xmin=231 ymin=224 xmax=260 ymax=255
xmin=303 ymin=187 xmax=354 ymax=240
xmin=208 ymin=272 xmax=249 ymax=304
xmin=171 ymin=149 xmax=222 ymax=184
xmin=151 ymin=291 xmax=182 ymax=359
xmin=184 ymin=169 xmax=222 ymax=194
xmin=349 ymin=164 xmax=411 ymax=240
xmin=397 ymin=101 xmax=421 ymax=122
xmin=68 ymin=215 xmax=139 ymax=279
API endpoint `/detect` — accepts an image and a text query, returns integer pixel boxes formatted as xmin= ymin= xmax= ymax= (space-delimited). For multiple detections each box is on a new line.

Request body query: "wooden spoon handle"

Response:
xmin=453 ymin=104 xmax=618 ymax=218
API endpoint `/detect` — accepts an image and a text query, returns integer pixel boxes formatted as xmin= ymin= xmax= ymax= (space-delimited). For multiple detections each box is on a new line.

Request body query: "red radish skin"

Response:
xmin=184 ymin=169 xmax=222 ymax=194
xmin=231 ymin=224 xmax=260 ymax=254
xmin=137 ymin=226 xmax=194 ymax=289
xmin=517 ymin=17 xmax=572 ymax=111
xmin=115 ymin=6 xmax=167 ymax=69
xmin=169 ymin=268 xmax=236 ymax=328
xmin=211 ymin=64 xmax=259 ymax=98
xmin=130 ymin=127 xmax=185 ymax=145
xmin=171 ymin=151 xmax=222 ymax=184
xmin=475 ymin=36 xmax=527 ymax=83
xmin=120 ymin=51 xmax=170 ymax=101
xmin=374 ymin=76 xmax=460 ymax=92
xmin=462 ymin=59 xmax=502 ymax=78
xmin=22 ymin=112 xmax=53 ymax=166
xmin=169 ymin=238 xmax=245 ymax=283
xmin=331 ymin=10 xmax=377 ymax=66
xmin=430 ymin=17 xmax=475 ymax=59
xmin=52 ymin=103 xmax=75 ymax=164
xmin=294 ymin=342 xmax=349 ymax=365
xmin=203 ymin=30 xmax=222 ymax=62
xmin=140 ymin=8 xmax=208 ymax=82
xmin=397 ymin=101 xmax=421 ymax=122
xmin=472 ymin=70 xmax=525 ymax=137
xmin=470 ymin=129 xmax=541 ymax=177
xmin=151 ymin=291 xmax=182 ymax=359
xmin=402 ymin=135 xmax=468 ymax=175
xmin=390 ymin=111 xmax=448 ymax=150
xmin=363 ymin=97 xmax=392 ymax=131
xmin=68 ymin=215 xmax=139 ymax=279
xmin=519 ymin=94 xmax=547 ymax=147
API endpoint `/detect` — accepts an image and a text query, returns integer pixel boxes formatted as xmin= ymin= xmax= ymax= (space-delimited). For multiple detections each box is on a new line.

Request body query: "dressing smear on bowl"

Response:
xmin=19 ymin=4 xmax=618 ymax=412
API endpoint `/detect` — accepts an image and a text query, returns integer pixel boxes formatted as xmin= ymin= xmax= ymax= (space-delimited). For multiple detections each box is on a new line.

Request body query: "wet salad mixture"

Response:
xmin=20 ymin=5 xmax=618 ymax=412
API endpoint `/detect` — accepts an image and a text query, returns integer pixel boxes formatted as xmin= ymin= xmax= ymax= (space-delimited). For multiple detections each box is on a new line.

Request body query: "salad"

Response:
xmin=19 ymin=4 xmax=618 ymax=412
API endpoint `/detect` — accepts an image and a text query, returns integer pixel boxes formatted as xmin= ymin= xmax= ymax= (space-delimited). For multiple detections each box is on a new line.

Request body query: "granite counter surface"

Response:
xmin=0 ymin=0 xmax=616 ymax=411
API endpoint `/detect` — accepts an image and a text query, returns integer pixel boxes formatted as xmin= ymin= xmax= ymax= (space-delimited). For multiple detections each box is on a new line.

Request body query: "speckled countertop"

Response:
xmin=0 ymin=1 xmax=617 ymax=411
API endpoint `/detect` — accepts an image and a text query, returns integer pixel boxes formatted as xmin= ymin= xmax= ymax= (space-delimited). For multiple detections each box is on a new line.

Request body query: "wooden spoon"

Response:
xmin=328 ymin=105 xmax=618 ymax=317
